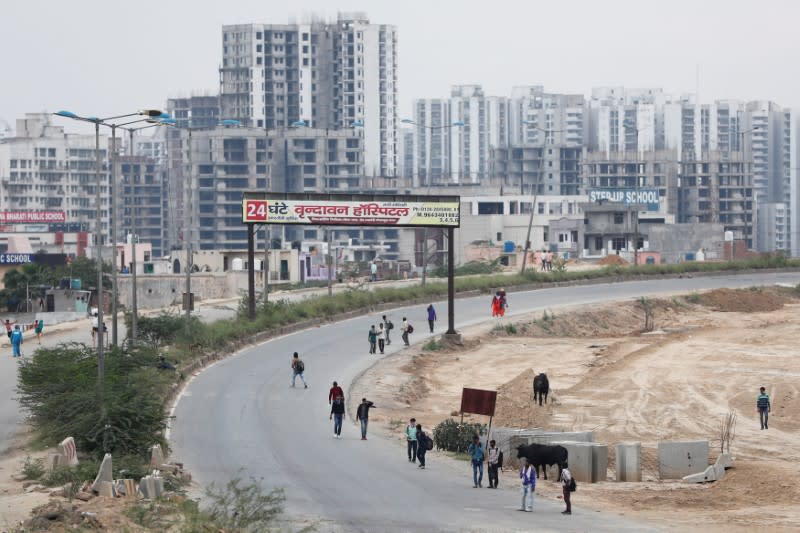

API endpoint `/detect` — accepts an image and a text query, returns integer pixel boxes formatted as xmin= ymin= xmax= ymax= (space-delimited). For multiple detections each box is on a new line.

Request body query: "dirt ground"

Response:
xmin=353 ymin=286 xmax=800 ymax=532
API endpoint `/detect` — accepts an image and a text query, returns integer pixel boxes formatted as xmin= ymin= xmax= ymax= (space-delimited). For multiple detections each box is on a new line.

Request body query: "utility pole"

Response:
xmin=263 ymin=127 xmax=270 ymax=305
xmin=184 ymin=128 xmax=192 ymax=333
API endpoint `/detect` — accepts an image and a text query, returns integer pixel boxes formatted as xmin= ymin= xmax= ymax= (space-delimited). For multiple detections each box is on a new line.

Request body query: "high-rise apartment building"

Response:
xmin=0 ymin=113 xmax=110 ymax=243
xmin=219 ymin=13 xmax=398 ymax=177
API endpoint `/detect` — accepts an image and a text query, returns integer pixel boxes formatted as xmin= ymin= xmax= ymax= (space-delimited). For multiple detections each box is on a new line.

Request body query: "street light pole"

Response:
xmin=623 ymin=119 xmax=640 ymax=266
xmin=184 ymin=128 xmax=192 ymax=333
xmin=109 ymin=124 xmax=119 ymax=347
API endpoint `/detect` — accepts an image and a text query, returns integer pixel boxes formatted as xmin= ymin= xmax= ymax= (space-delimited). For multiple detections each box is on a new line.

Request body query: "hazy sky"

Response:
xmin=3 ymin=0 xmax=799 ymax=133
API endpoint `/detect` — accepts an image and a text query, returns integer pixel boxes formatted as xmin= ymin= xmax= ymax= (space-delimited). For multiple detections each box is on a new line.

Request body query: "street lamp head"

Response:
xmin=291 ymin=119 xmax=307 ymax=127
xmin=400 ymin=118 xmax=415 ymax=124
xmin=54 ymin=110 xmax=79 ymax=119
xmin=220 ymin=119 xmax=242 ymax=127
xmin=140 ymin=109 xmax=164 ymax=117
xmin=452 ymin=120 xmax=465 ymax=127
xmin=351 ymin=120 xmax=364 ymax=128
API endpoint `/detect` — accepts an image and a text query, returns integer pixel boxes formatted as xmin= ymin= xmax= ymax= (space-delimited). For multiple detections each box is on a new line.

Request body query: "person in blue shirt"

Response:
xmin=10 ymin=325 xmax=23 ymax=358
xmin=467 ymin=434 xmax=485 ymax=488
xmin=757 ymin=387 xmax=771 ymax=430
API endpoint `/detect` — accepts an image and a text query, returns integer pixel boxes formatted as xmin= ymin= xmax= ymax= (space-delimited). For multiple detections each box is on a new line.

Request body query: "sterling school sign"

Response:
xmin=242 ymin=193 xmax=460 ymax=227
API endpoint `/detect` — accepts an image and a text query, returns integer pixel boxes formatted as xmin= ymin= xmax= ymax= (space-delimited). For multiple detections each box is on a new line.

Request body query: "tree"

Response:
xmin=0 ymin=263 xmax=56 ymax=311
xmin=53 ymin=256 xmax=112 ymax=291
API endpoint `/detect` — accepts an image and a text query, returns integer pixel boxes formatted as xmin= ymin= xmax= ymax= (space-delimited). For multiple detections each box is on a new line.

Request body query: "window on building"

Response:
xmin=614 ymin=213 xmax=624 ymax=224
xmin=612 ymin=237 xmax=626 ymax=250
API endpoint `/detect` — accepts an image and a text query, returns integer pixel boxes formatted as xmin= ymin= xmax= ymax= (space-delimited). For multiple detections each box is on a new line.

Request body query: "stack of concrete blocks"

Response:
xmin=616 ymin=442 xmax=642 ymax=482
xmin=682 ymin=453 xmax=734 ymax=484
xmin=91 ymin=453 xmax=116 ymax=497
xmin=47 ymin=436 xmax=80 ymax=471
xmin=551 ymin=441 xmax=608 ymax=483
xmin=138 ymin=471 xmax=164 ymax=499
xmin=657 ymin=440 xmax=709 ymax=480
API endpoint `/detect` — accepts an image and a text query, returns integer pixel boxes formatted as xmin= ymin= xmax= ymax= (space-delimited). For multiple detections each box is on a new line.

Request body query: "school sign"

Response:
xmin=588 ymin=188 xmax=661 ymax=211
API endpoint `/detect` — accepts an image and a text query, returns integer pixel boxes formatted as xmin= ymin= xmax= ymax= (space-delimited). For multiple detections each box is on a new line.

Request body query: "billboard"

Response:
xmin=460 ymin=388 xmax=497 ymax=417
xmin=588 ymin=189 xmax=660 ymax=211
xmin=242 ymin=197 xmax=460 ymax=227
xmin=0 ymin=211 xmax=66 ymax=224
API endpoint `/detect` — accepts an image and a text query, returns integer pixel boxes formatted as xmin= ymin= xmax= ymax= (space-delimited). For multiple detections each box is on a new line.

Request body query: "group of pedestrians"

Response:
xmin=328 ymin=380 xmax=376 ymax=440
xmin=490 ymin=290 xmax=508 ymax=317
xmin=466 ymin=435 xmax=574 ymax=515
xmin=538 ymin=250 xmax=555 ymax=272
xmin=4 ymin=318 xmax=45 ymax=358
xmin=404 ymin=417 xmax=432 ymax=469
xmin=367 ymin=312 xmax=423 ymax=352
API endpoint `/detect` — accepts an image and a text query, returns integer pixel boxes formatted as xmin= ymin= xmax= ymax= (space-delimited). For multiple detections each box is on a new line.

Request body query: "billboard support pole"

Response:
xmin=247 ymin=224 xmax=256 ymax=320
xmin=446 ymin=226 xmax=456 ymax=335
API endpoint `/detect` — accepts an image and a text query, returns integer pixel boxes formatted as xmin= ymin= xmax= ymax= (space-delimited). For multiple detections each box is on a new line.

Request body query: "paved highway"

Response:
xmin=170 ymin=271 xmax=800 ymax=532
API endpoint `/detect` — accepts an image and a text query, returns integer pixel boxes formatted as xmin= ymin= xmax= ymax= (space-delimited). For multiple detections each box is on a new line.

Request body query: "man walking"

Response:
xmin=467 ymin=435 xmax=485 ymax=488
xmin=405 ymin=418 xmax=418 ymax=463
xmin=757 ymin=386 xmax=771 ymax=430
xmin=401 ymin=317 xmax=411 ymax=346
xmin=290 ymin=352 xmax=308 ymax=388
xmin=330 ymin=395 xmax=345 ymax=438
xmin=4 ymin=319 xmax=13 ymax=340
xmin=426 ymin=304 xmax=437 ymax=333
xmin=329 ymin=381 xmax=344 ymax=404
xmin=377 ymin=323 xmax=386 ymax=354
xmin=416 ymin=423 xmax=429 ymax=469
xmin=519 ymin=456 xmax=535 ymax=511
xmin=487 ymin=439 xmax=501 ymax=488
xmin=368 ymin=325 xmax=378 ymax=354
xmin=356 ymin=397 xmax=375 ymax=440
xmin=10 ymin=325 xmax=23 ymax=358
xmin=382 ymin=315 xmax=393 ymax=345
xmin=561 ymin=462 xmax=573 ymax=515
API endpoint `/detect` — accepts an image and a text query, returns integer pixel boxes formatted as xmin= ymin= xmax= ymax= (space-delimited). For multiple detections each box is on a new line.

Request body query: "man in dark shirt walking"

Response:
xmin=356 ymin=398 xmax=375 ymax=440
xmin=757 ymin=386 xmax=771 ymax=430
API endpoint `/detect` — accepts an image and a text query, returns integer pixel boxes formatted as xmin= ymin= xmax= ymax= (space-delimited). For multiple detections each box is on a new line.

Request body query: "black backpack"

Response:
xmin=425 ymin=435 xmax=434 ymax=450
xmin=569 ymin=477 xmax=577 ymax=492
xmin=497 ymin=450 xmax=504 ymax=468
xmin=295 ymin=360 xmax=305 ymax=372
xmin=407 ymin=324 xmax=414 ymax=334
xmin=387 ymin=321 xmax=394 ymax=330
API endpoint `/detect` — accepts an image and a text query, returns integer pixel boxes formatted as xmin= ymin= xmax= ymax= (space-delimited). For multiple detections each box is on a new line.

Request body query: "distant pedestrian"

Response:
xmin=427 ymin=304 xmax=437 ymax=333
xmin=368 ymin=325 xmax=378 ymax=354
xmin=401 ymin=317 xmax=410 ymax=346
xmin=330 ymin=395 xmax=345 ymax=438
xmin=519 ymin=457 xmax=535 ymax=512
xmin=467 ymin=435 xmax=485 ymax=488
xmin=487 ymin=439 xmax=501 ymax=488
xmin=10 ymin=325 xmax=23 ymax=358
xmin=416 ymin=423 xmax=429 ymax=469
xmin=757 ymin=386 xmax=771 ymax=430
xmin=540 ymin=251 xmax=547 ymax=272
xmin=91 ymin=313 xmax=99 ymax=347
xmin=33 ymin=319 xmax=44 ymax=344
xmin=560 ymin=462 xmax=573 ymax=515
xmin=546 ymin=251 xmax=554 ymax=271
xmin=356 ymin=397 xmax=375 ymax=440
xmin=498 ymin=289 xmax=507 ymax=317
xmin=328 ymin=381 xmax=344 ymax=404
xmin=290 ymin=352 xmax=308 ymax=389
xmin=382 ymin=315 xmax=393 ymax=345
xmin=370 ymin=261 xmax=378 ymax=282
xmin=4 ymin=319 xmax=12 ymax=340
xmin=491 ymin=294 xmax=501 ymax=317
xmin=377 ymin=323 xmax=386 ymax=354
xmin=406 ymin=418 xmax=418 ymax=463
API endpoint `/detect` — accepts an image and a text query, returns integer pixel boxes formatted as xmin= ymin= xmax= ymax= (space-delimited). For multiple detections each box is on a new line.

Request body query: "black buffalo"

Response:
xmin=532 ymin=373 xmax=549 ymax=406
xmin=516 ymin=443 xmax=567 ymax=480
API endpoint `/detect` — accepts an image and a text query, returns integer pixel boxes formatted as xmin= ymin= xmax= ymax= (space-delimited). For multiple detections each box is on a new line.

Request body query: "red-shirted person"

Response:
xmin=329 ymin=381 xmax=344 ymax=405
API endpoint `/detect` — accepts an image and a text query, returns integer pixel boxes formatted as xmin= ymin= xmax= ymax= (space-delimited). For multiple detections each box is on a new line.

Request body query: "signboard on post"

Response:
xmin=460 ymin=388 xmax=497 ymax=417
xmin=587 ymin=189 xmax=661 ymax=211
xmin=242 ymin=197 xmax=460 ymax=227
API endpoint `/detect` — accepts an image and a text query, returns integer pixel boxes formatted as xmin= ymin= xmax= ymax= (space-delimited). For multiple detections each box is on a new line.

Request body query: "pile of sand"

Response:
xmin=598 ymin=254 xmax=628 ymax=265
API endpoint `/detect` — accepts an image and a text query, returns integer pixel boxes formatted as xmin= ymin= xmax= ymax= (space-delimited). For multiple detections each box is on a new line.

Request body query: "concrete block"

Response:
xmin=616 ymin=442 xmax=642 ymax=482
xmin=528 ymin=431 xmax=594 ymax=445
xmin=91 ymin=453 xmax=113 ymax=493
xmin=590 ymin=444 xmax=608 ymax=482
xmin=58 ymin=437 xmax=79 ymax=466
xmin=47 ymin=453 xmax=67 ymax=472
xmin=658 ymin=440 xmax=709 ymax=480
xmin=137 ymin=475 xmax=164 ymax=499
xmin=149 ymin=444 xmax=164 ymax=467
xmin=713 ymin=453 xmax=733 ymax=479
xmin=96 ymin=480 xmax=116 ymax=497
xmin=682 ymin=465 xmax=717 ymax=484
xmin=553 ymin=441 xmax=593 ymax=483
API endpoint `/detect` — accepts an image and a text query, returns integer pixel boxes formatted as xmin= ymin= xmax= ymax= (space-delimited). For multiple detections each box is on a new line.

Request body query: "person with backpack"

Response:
xmin=290 ymin=352 xmax=308 ymax=388
xmin=467 ymin=434 xmax=485 ymax=488
xmin=415 ymin=423 xmax=430 ymax=469
xmin=330 ymin=395 xmax=345 ymax=438
xmin=382 ymin=315 xmax=393 ymax=345
xmin=377 ymin=323 xmax=386 ymax=354
xmin=757 ymin=386 xmax=771 ymax=430
xmin=355 ymin=397 xmax=375 ymax=440
xmin=487 ymin=439 xmax=502 ymax=488
xmin=405 ymin=418 xmax=418 ymax=463
xmin=401 ymin=317 xmax=411 ymax=346
xmin=367 ymin=325 xmax=378 ymax=354
xmin=33 ymin=319 xmax=44 ymax=344
xmin=10 ymin=325 xmax=23 ymax=358
xmin=519 ymin=456 xmax=535 ymax=512
xmin=560 ymin=461 xmax=573 ymax=515
xmin=426 ymin=304 xmax=437 ymax=333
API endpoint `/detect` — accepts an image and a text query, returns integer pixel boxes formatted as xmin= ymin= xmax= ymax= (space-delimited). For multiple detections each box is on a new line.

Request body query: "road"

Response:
xmin=169 ymin=271 xmax=800 ymax=532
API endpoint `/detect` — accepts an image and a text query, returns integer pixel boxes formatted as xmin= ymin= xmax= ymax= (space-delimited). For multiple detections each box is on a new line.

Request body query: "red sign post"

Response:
xmin=460 ymin=388 xmax=498 ymax=452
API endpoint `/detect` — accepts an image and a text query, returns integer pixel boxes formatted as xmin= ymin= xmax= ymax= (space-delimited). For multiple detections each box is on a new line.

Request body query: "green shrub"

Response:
xmin=17 ymin=344 xmax=171 ymax=459
xmin=422 ymin=339 xmax=445 ymax=351
xmin=204 ymin=476 xmax=285 ymax=531
xmin=432 ymin=418 xmax=486 ymax=453
xmin=21 ymin=456 xmax=45 ymax=480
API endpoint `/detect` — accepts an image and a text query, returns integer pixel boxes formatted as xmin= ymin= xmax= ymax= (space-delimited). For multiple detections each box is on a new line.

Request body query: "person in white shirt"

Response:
xmin=401 ymin=317 xmax=410 ymax=346
xmin=377 ymin=323 xmax=386 ymax=354
xmin=519 ymin=457 xmax=535 ymax=512
xmin=561 ymin=462 xmax=573 ymax=515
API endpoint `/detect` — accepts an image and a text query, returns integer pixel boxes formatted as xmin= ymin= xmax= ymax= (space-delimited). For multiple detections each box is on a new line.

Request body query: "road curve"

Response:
xmin=170 ymin=271 xmax=800 ymax=532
